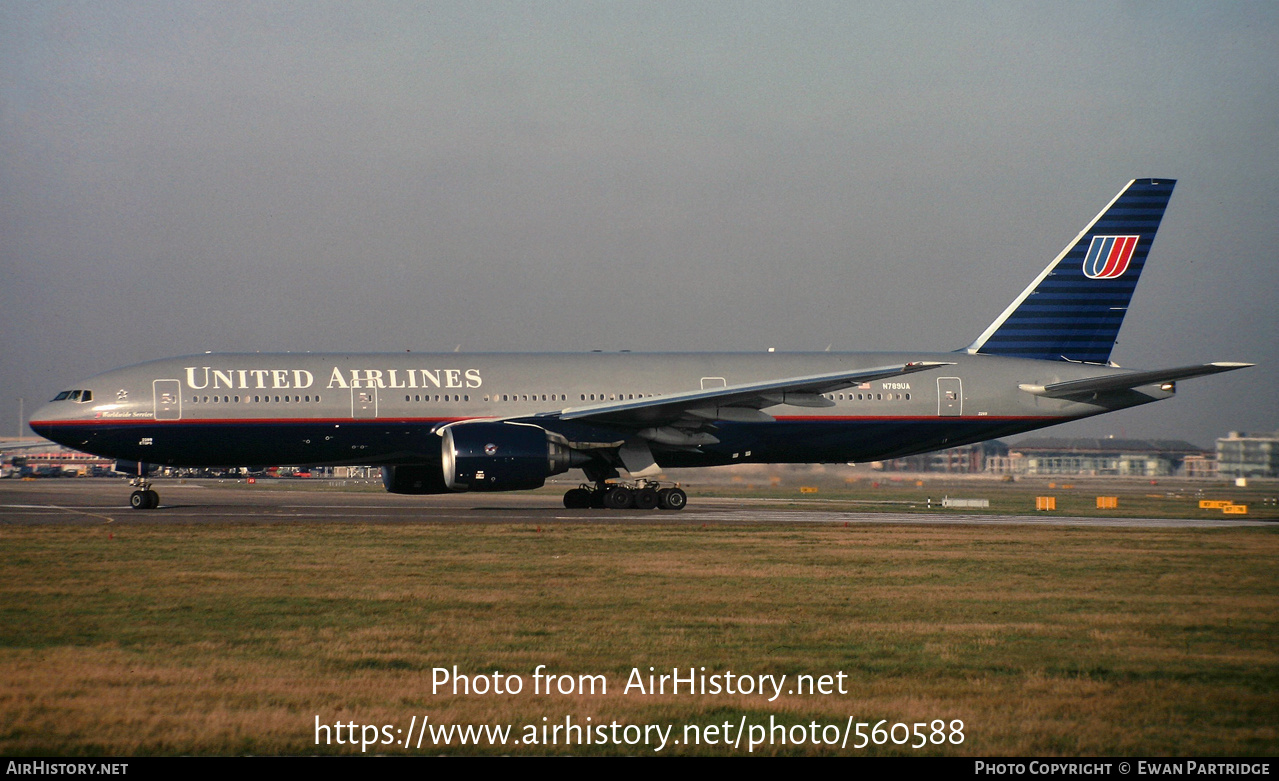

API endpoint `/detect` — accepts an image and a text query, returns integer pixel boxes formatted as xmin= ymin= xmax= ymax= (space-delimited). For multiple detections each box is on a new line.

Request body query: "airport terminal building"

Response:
xmin=1216 ymin=431 xmax=1279 ymax=479
xmin=984 ymin=438 xmax=1212 ymax=478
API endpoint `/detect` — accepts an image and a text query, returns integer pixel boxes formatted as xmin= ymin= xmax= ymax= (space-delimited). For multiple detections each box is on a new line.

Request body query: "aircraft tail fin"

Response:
xmin=966 ymin=178 xmax=1176 ymax=364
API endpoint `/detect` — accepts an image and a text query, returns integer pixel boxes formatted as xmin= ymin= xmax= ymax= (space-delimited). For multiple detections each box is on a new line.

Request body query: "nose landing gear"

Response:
xmin=128 ymin=479 xmax=160 ymax=510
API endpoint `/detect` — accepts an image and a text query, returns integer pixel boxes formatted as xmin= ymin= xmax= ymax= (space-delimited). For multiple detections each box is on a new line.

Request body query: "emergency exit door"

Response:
xmin=937 ymin=377 xmax=962 ymax=417
xmin=351 ymin=387 xmax=378 ymax=419
xmin=154 ymin=379 xmax=182 ymax=421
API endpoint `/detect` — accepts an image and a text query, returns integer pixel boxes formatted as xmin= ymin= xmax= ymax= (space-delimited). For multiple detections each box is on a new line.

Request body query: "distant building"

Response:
xmin=1 ymin=444 xmax=114 ymax=477
xmin=1216 ymin=431 xmax=1279 ymax=479
xmin=988 ymin=437 xmax=1210 ymax=477
xmin=876 ymin=440 xmax=1008 ymax=473
xmin=1181 ymin=454 xmax=1218 ymax=479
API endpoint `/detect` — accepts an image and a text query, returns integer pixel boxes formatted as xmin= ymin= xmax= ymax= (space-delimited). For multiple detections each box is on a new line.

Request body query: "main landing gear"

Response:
xmin=128 ymin=478 xmax=160 ymax=510
xmin=563 ymin=480 xmax=687 ymax=511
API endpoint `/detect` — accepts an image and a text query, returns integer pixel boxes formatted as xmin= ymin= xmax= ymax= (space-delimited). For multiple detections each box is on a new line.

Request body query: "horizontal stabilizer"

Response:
xmin=1019 ymin=362 xmax=1253 ymax=399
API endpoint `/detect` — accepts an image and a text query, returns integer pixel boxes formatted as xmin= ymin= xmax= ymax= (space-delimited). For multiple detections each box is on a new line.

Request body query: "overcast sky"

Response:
xmin=2 ymin=2 xmax=1276 ymax=449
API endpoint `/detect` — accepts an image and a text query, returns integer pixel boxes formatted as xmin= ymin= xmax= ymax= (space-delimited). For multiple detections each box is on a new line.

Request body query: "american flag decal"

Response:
xmin=1082 ymin=235 xmax=1139 ymax=279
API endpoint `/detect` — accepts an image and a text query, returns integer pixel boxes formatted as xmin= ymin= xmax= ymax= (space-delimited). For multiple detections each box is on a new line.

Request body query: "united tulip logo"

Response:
xmin=1082 ymin=235 xmax=1139 ymax=279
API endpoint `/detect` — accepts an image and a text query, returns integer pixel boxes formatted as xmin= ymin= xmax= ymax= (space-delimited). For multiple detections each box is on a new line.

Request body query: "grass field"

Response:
xmin=2 ymin=516 xmax=1276 ymax=755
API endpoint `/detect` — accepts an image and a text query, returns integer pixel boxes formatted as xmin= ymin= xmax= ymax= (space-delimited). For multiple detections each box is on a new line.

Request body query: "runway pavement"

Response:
xmin=1 ymin=478 xmax=1271 ymax=527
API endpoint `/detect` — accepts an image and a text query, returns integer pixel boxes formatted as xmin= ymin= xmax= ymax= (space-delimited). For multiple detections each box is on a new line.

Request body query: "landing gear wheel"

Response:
xmin=603 ymin=486 xmax=634 ymax=510
xmin=129 ymin=490 xmax=157 ymax=510
xmin=633 ymin=487 xmax=659 ymax=510
xmin=563 ymin=488 xmax=592 ymax=509
xmin=658 ymin=487 xmax=687 ymax=511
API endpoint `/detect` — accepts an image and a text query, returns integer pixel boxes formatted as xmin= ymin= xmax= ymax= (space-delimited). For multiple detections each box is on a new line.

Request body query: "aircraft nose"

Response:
xmin=28 ymin=401 xmax=59 ymax=438
xmin=28 ymin=396 xmax=85 ymax=445
xmin=30 ymin=395 xmax=69 ymax=419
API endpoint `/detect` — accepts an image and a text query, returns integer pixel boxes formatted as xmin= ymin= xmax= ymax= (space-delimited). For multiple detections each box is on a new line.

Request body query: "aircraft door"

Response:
xmin=352 ymin=387 xmax=378 ymax=419
xmin=154 ymin=379 xmax=182 ymax=421
xmin=937 ymin=377 xmax=962 ymax=417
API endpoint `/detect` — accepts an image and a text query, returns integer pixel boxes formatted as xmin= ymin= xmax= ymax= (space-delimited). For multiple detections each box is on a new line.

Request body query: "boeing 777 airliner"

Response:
xmin=30 ymin=179 xmax=1251 ymax=510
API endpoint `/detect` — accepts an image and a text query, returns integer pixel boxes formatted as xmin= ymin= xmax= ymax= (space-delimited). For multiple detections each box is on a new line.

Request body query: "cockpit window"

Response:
xmin=52 ymin=389 xmax=94 ymax=402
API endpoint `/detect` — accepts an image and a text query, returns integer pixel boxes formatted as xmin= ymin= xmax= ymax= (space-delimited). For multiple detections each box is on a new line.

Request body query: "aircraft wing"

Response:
xmin=536 ymin=361 xmax=954 ymax=429
xmin=1019 ymin=362 xmax=1253 ymax=399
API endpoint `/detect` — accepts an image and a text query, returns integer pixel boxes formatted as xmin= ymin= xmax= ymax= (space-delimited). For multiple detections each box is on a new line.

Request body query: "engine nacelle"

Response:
xmin=382 ymin=463 xmax=452 ymax=495
xmin=442 ymin=422 xmax=587 ymax=492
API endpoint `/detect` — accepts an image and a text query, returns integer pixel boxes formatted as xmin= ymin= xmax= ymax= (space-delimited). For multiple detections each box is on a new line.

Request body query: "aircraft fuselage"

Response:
xmin=29 ymin=350 xmax=1170 ymax=470
xmin=25 ymin=178 xmax=1252 ymax=511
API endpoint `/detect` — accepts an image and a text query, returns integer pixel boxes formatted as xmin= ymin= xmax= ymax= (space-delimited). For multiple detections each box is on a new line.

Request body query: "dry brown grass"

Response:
xmin=1 ymin=522 xmax=1276 ymax=755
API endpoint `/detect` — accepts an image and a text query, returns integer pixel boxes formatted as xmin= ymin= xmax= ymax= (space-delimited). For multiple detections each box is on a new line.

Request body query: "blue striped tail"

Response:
xmin=967 ymin=178 xmax=1175 ymax=364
